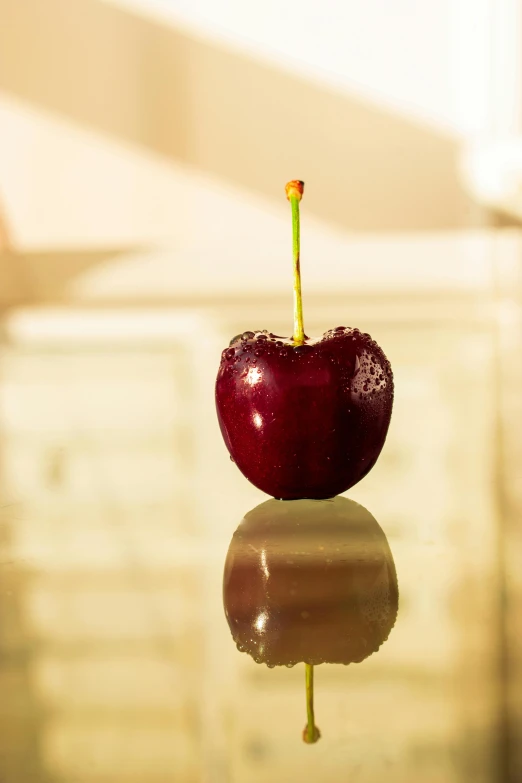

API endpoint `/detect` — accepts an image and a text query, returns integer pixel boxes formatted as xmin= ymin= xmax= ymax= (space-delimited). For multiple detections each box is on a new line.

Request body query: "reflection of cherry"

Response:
xmin=223 ymin=496 xmax=398 ymax=743
xmin=215 ymin=181 xmax=393 ymax=500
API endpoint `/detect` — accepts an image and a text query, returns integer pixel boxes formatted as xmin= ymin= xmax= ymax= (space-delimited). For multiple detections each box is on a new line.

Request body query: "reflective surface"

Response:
xmin=0 ymin=302 xmax=515 ymax=783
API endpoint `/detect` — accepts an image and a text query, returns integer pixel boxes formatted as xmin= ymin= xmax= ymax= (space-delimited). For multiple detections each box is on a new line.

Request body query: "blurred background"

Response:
xmin=0 ymin=0 xmax=522 ymax=781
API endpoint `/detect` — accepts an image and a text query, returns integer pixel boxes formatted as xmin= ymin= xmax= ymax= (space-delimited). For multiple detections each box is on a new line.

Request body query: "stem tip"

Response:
xmin=302 ymin=724 xmax=321 ymax=744
xmin=285 ymin=180 xmax=305 ymax=201
xmin=303 ymin=663 xmax=320 ymax=744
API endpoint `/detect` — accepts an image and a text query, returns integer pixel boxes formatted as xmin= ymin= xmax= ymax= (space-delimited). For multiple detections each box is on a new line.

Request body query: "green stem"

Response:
xmin=303 ymin=663 xmax=320 ymax=744
xmin=285 ymin=180 xmax=305 ymax=345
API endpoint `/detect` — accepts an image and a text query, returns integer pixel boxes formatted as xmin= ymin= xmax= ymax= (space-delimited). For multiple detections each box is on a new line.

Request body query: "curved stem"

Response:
xmin=285 ymin=180 xmax=305 ymax=345
xmin=303 ymin=663 xmax=320 ymax=743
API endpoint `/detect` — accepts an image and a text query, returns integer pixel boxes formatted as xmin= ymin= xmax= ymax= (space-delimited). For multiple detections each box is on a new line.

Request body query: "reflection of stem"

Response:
xmin=303 ymin=663 xmax=320 ymax=743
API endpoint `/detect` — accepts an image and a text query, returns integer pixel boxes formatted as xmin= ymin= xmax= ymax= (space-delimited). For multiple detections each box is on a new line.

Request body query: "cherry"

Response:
xmin=216 ymin=181 xmax=393 ymax=499
xmin=223 ymin=496 xmax=399 ymax=743
xmin=217 ymin=327 xmax=392 ymax=499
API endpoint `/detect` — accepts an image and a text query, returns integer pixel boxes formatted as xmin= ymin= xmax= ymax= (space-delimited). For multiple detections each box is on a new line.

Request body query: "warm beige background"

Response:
xmin=0 ymin=1 xmax=521 ymax=782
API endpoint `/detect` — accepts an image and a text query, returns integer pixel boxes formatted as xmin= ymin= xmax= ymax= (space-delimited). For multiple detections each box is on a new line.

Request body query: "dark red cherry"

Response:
xmin=216 ymin=327 xmax=393 ymax=499
xmin=223 ymin=496 xmax=398 ymax=668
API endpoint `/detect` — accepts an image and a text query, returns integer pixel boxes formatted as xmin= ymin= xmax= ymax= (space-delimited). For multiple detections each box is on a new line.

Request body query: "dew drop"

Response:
xmin=335 ymin=326 xmax=345 ymax=332
xmin=242 ymin=331 xmax=255 ymax=340
xmin=294 ymin=344 xmax=313 ymax=355
xmin=230 ymin=455 xmax=235 ymax=462
xmin=257 ymin=334 xmax=268 ymax=342
xmin=225 ymin=348 xmax=235 ymax=360
xmin=229 ymin=333 xmax=242 ymax=346
xmin=266 ymin=662 xmax=276 ymax=669
xmin=275 ymin=340 xmax=283 ymax=347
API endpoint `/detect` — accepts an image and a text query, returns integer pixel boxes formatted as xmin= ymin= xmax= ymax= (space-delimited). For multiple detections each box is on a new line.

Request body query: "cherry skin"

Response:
xmin=223 ymin=496 xmax=399 ymax=667
xmin=216 ymin=326 xmax=393 ymax=500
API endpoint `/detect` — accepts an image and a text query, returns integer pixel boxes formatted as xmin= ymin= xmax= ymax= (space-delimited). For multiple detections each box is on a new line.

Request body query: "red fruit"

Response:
xmin=216 ymin=326 xmax=393 ymax=499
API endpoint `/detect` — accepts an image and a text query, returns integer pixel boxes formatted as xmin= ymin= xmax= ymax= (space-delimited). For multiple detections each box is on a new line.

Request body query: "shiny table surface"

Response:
xmin=0 ymin=299 xmax=515 ymax=783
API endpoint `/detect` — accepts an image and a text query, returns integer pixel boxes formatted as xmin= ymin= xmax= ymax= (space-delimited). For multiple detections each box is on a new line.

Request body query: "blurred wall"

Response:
xmin=0 ymin=0 xmax=490 ymax=254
